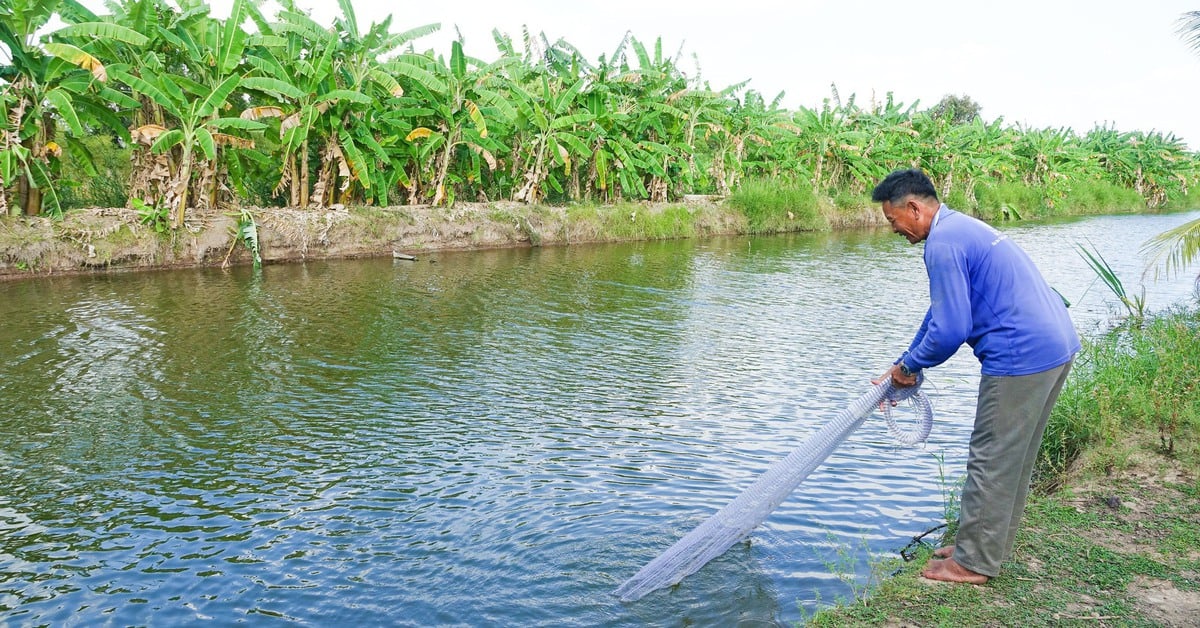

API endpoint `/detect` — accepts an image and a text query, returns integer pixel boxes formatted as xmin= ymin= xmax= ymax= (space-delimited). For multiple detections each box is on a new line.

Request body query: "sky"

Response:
xmin=83 ymin=0 xmax=1200 ymax=149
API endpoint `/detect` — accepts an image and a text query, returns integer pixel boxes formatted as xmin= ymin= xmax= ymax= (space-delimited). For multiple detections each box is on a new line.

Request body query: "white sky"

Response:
xmin=91 ymin=0 xmax=1200 ymax=150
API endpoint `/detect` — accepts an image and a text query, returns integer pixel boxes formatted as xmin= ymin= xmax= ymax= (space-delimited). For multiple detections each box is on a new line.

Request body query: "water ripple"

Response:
xmin=0 ymin=212 xmax=1196 ymax=625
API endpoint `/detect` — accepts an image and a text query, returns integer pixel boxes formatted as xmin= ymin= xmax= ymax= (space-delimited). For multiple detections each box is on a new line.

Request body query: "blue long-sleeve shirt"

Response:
xmin=898 ymin=207 xmax=1080 ymax=376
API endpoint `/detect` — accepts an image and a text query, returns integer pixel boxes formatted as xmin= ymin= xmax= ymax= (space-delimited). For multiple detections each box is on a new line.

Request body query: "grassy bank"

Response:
xmin=1 ymin=181 xmax=1193 ymax=279
xmin=807 ymin=304 xmax=1200 ymax=626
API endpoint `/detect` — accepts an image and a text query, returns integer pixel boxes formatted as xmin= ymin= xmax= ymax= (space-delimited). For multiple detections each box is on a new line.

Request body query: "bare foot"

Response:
xmin=933 ymin=546 xmax=954 ymax=559
xmin=921 ymin=558 xmax=989 ymax=584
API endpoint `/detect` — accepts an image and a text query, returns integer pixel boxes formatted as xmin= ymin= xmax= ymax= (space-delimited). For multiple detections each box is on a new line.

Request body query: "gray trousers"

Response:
xmin=953 ymin=360 xmax=1073 ymax=577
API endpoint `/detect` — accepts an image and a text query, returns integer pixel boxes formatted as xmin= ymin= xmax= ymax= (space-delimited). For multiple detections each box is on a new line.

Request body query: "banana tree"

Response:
xmin=390 ymin=40 xmax=513 ymax=206
xmin=113 ymin=69 xmax=263 ymax=226
xmin=0 ymin=0 xmax=146 ymax=215
xmin=611 ymin=37 xmax=690 ymax=201
xmin=672 ymin=82 xmax=738 ymax=194
xmin=57 ymin=0 xmax=186 ymax=207
xmin=110 ymin=0 xmax=270 ymax=226
xmin=706 ymin=89 xmax=792 ymax=195
xmin=792 ymin=90 xmax=872 ymax=195
xmin=241 ymin=5 xmax=338 ymax=207
xmin=843 ymin=92 xmax=919 ymax=189
xmin=261 ymin=0 xmax=439 ymax=208
xmin=507 ymin=74 xmax=593 ymax=203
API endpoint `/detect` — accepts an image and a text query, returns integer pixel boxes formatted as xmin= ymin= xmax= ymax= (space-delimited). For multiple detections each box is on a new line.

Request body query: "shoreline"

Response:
xmin=0 ymin=200 xmax=886 ymax=281
xmin=808 ymin=435 xmax=1200 ymax=626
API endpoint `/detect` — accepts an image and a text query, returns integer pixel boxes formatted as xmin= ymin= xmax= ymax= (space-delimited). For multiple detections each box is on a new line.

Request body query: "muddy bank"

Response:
xmin=0 ymin=200 xmax=885 ymax=280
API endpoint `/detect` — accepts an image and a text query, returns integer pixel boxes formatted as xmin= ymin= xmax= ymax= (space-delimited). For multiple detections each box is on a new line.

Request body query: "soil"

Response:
xmin=1058 ymin=447 xmax=1200 ymax=627
xmin=0 ymin=201 xmax=775 ymax=280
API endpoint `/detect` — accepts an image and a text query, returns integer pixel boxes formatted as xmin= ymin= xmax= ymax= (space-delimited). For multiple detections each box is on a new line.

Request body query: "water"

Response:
xmin=1 ymin=211 xmax=1196 ymax=626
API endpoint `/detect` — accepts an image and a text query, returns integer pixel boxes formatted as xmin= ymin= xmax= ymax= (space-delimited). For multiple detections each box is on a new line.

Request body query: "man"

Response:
xmin=872 ymin=169 xmax=1080 ymax=584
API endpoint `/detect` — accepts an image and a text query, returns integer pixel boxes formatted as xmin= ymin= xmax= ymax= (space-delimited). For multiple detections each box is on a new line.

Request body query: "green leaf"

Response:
xmin=109 ymin=69 xmax=181 ymax=117
xmin=336 ymin=0 xmax=359 ymax=40
xmin=275 ymin=15 xmax=335 ymax=47
xmin=62 ymin=137 xmax=99 ymax=177
xmin=316 ymin=89 xmax=373 ymax=106
xmin=367 ymin=68 xmax=403 ymax=98
xmin=393 ymin=22 xmax=440 ymax=46
xmin=52 ymin=21 xmax=149 ymax=46
xmin=197 ymin=74 xmax=243 ymax=118
xmin=25 ymin=160 xmax=63 ymax=217
xmin=151 ymin=129 xmax=185 ymax=153
xmin=553 ymin=131 xmax=590 ymax=157
xmin=240 ymin=76 xmax=305 ymax=100
xmin=196 ymin=127 xmax=216 ymax=161
xmin=553 ymin=78 xmax=587 ymax=115
xmin=338 ymin=131 xmax=370 ymax=187
xmin=98 ymin=86 xmax=140 ymax=109
xmin=246 ymin=34 xmax=286 ymax=48
xmin=450 ymin=39 xmax=466 ymax=82
xmin=354 ymin=126 xmax=389 ymax=164
xmin=217 ymin=0 xmax=248 ymax=75
xmin=550 ymin=113 xmax=594 ymax=131
xmin=387 ymin=57 xmax=448 ymax=95
xmin=44 ymin=88 xmax=84 ymax=137
xmin=208 ymin=117 xmax=267 ymax=131
xmin=172 ymin=74 xmax=210 ymax=99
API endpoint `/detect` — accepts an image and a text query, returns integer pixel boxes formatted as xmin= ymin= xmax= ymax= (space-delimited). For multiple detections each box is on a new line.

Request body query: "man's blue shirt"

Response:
xmin=899 ymin=206 xmax=1080 ymax=376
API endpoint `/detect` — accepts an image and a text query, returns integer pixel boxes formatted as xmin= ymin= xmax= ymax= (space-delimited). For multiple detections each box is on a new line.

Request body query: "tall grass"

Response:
xmin=971 ymin=180 xmax=1144 ymax=222
xmin=1036 ymin=304 xmax=1200 ymax=490
xmin=973 ymin=182 xmax=1048 ymax=220
xmin=1164 ymin=187 xmax=1200 ymax=211
xmin=562 ymin=202 xmax=714 ymax=241
xmin=727 ymin=179 xmax=827 ymax=233
xmin=1062 ymin=180 xmax=1144 ymax=214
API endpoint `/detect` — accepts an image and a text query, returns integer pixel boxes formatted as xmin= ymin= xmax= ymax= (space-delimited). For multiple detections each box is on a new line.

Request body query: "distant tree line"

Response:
xmin=2 ymin=0 xmax=1197 ymax=229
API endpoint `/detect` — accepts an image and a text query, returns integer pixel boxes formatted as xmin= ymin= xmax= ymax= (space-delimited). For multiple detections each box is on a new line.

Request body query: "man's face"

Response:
xmin=882 ymin=198 xmax=927 ymax=244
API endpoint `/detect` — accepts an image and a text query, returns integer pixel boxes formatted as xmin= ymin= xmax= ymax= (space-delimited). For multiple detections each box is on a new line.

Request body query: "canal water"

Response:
xmin=1 ymin=211 xmax=1197 ymax=626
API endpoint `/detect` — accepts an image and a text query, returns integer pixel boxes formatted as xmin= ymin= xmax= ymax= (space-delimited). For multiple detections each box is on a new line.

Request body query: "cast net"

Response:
xmin=614 ymin=377 xmax=932 ymax=602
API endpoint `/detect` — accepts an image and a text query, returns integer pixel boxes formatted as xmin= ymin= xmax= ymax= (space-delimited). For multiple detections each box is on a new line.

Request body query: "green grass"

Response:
xmin=806 ymin=304 xmax=1200 ymax=626
xmin=969 ymin=179 xmax=1143 ymax=221
xmin=728 ymin=178 xmax=828 ymax=233
xmin=807 ymin=478 xmax=1198 ymax=627
xmin=1163 ymin=186 xmax=1200 ymax=211
xmin=974 ymin=181 xmax=1049 ymax=220
xmin=1063 ymin=179 xmax=1145 ymax=214
xmin=561 ymin=200 xmax=735 ymax=242
xmin=1038 ymin=305 xmax=1200 ymax=488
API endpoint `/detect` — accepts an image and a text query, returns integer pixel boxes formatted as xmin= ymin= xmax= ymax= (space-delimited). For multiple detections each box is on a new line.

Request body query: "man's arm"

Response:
xmin=902 ymin=241 xmax=972 ymax=371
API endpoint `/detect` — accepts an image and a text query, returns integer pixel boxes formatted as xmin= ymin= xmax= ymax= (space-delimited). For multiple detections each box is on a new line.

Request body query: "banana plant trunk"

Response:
xmin=170 ymin=144 xmax=194 ymax=229
xmin=288 ymin=155 xmax=300 ymax=207
xmin=514 ymin=139 xmax=547 ymax=204
xmin=18 ymin=133 xmax=42 ymax=216
xmin=299 ymin=142 xmax=310 ymax=208
xmin=941 ymin=158 xmax=955 ymax=199
xmin=431 ymin=127 xmax=460 ymax=207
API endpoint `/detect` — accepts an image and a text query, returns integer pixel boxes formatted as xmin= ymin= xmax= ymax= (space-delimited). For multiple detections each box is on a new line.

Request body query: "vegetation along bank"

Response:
xmin=809 ymin=303 xmax=1200 ymax=626
xmin=3 ymin=0 xmax=1200 ymax=277
xmin=4 ymin=0 xmax=1200 ymax=622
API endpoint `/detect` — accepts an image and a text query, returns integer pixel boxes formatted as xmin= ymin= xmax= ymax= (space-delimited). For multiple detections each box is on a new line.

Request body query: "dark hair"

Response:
xmin=871 ymin=169 xmax=938 ymax=204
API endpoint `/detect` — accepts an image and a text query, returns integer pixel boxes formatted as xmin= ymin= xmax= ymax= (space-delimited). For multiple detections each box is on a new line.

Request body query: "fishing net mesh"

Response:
xmin=614 ymin=378 xmax=932 ymax=602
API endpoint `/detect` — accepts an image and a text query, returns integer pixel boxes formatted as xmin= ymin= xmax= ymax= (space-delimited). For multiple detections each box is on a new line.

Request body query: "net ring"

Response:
xmin=882 ymin=374 xmax=933 ymax=446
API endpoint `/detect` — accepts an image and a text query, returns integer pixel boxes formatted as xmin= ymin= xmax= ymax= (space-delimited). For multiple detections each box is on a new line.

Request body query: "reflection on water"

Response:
xmin=0 ymin=211 xmax=1196 ymax=625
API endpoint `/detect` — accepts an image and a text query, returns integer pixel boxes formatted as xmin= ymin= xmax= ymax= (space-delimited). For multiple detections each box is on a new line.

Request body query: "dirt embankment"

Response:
xmin=0 ymin=204 xmax=566 ymax=279
xmin=0 ymin=201 xmax=884 ymax=280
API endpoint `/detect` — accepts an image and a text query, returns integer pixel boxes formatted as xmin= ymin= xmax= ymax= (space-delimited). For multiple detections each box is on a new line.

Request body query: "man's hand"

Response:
xmin=873 ymin=363 xmax=918 ymax=388
xmin=872 ymin=363 xmax=919 ymax=410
